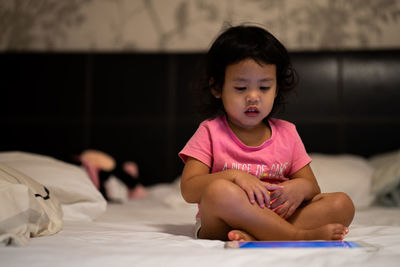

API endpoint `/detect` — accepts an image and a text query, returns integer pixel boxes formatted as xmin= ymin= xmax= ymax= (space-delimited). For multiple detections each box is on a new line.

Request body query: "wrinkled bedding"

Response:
xmin=1 ymin=151 xmax=400 ymax=266
xmin=2 ymin=181 xmax=400 ymax=267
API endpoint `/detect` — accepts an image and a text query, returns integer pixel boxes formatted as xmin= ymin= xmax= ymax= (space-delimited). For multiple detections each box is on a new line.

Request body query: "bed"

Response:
xmin=1 ymin=50 xmax=400 ymax=266
xmin=1 ymin=150 xmax=400 ymax=267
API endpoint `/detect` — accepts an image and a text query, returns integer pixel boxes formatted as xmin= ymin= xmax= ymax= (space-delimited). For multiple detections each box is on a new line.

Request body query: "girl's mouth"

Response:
xmin=245 ymin=107 xmax=260 ymax=117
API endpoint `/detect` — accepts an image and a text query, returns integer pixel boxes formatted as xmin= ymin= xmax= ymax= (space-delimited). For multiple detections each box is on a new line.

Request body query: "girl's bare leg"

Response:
xmin=227 ymin=192 xmax=354 ymax=241
xmin=288 ymin=192 xmax=355 ymax=229
xmin=198 ymin=179 xmax=350 ymax=241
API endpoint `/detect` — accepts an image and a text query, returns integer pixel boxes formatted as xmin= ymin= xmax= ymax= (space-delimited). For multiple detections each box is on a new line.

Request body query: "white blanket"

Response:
xmin=1 ymin=181 xmax=400 ymax=267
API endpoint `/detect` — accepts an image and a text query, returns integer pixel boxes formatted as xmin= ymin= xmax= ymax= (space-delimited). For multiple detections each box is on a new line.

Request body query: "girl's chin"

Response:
xmin=229 ymin=117 xmax=264 ymax=130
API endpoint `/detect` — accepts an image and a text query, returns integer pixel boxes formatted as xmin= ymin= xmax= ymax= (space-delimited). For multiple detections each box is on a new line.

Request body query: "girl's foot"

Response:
xmin=302 ymin=224 xmax=349 ymax=241
xmin=228 ymin=230 xmax=256 ymax=241
xmin=228 ymin=224 xmax=348 ymax=241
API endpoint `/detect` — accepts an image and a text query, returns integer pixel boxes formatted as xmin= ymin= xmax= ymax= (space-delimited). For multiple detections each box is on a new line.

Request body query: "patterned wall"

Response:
xmin=1 ymin=0 xmax=400 ymax=52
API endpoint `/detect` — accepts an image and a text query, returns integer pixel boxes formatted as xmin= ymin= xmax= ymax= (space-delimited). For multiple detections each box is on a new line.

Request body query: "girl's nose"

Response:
xmin=246 ymin=92 xmax=259 ymax=104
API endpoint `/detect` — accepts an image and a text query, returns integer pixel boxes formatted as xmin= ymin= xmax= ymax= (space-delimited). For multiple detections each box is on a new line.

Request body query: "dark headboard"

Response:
xmin=1 ymin=50 xmax=400 ymax=185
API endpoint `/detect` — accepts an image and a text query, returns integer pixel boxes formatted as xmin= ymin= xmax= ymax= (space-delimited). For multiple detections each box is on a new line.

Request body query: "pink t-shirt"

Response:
xmin=179 ymin=115 xmax=311 ymax=183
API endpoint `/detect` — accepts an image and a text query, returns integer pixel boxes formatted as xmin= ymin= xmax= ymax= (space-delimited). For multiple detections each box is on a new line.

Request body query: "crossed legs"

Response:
xmin=198 ymin=179 xmax=355 ymax=241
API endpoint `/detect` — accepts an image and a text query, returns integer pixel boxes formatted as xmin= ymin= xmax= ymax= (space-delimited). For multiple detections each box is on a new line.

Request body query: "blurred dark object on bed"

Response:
xmin=1 ymin=51 xmax=399 ymax=185
xmin=77 ymin=149 xmax=147 ymax=201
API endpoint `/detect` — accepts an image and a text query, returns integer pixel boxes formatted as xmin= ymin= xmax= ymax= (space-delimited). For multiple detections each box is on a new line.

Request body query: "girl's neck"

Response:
xmin=226 ymin=119 xmax=271 ymax=147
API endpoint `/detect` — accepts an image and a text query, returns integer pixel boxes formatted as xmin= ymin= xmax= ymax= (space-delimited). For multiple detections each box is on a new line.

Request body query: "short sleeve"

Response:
xmin=288 ymin=125 xmax=312 ymax=176
xmin=178 ymin=123 xmax=213 ymax=167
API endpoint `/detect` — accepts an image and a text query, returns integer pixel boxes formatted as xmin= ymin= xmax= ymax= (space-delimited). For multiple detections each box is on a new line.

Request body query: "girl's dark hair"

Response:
xmin=197 ymin=24 xmax=298 ymax=119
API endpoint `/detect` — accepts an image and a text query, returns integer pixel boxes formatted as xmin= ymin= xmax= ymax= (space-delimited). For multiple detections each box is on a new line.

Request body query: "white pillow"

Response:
xmin=310 ymin=153 xmax=374 ymax=209
xmin=0 ymin=151 xmax=107 ymax=221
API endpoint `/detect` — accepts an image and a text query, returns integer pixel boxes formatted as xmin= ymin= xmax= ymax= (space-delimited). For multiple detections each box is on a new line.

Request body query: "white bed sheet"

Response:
xmin=2 ymin=182 xmax=400 ymax=267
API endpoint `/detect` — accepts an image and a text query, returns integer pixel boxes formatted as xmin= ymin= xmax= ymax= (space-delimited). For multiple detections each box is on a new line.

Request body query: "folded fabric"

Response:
xmin=0 ymin=163 xmax=63 ymax=246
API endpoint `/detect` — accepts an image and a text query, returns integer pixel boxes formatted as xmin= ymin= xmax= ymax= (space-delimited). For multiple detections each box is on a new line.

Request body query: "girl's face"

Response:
xmin=213 ymin=58 xmax=277 ymax=130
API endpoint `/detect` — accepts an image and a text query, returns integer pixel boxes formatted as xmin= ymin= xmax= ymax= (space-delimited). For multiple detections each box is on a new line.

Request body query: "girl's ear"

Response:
xmin=211 ymin=88 xmax=221 ymax=98
xmin=209 ymin=78 xmax=221 ymax=98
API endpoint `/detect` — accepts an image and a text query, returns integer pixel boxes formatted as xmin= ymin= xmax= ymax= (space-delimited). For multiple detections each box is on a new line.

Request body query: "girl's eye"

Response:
xmin=260 ymin=87 xmax=270 ymax=91
xmin=235 ymin=87 xmax=246 ymax=91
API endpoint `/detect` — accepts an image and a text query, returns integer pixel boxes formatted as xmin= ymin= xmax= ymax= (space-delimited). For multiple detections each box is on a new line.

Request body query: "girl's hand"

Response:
xmin=269 ymin=179 xmax=305 ymax=219
xmin=269 ymin=165 xmax=320 ymax=220
xmin=233 ymin=172 xmax=283 ymax=208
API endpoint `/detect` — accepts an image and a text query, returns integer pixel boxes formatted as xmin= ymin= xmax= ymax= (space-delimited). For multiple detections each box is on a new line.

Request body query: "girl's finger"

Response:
xmin=270 ymin=198 xmax=284 ymax=210
xmin=254 ymin=190 xmax=266 ymax=208
xmin=261 ymin=190 xmax=271 ymax=208
xmin=269 ymin=190 xmax=282 ymax=201
xmin=244 ymin=188 xmax=256 ymax=205
xmin=265 ymin=184 xmax=283 ymax=191
xmin=276 ymin=203 xmax=287 ymax=217
xmin=269 ymin=191 xmax=284 ymax=209
xmin=284 ymin=205 xmax=297 ymax=219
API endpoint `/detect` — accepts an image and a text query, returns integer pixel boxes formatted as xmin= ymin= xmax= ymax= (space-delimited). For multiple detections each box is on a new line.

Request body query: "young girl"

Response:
xmin=179 ymin=25 xmax=355 ymax=241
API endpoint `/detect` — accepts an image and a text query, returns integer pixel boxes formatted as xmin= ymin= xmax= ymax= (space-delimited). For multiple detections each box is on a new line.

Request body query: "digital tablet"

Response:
xmin=225 ymin=240 xmax=377 ymax=250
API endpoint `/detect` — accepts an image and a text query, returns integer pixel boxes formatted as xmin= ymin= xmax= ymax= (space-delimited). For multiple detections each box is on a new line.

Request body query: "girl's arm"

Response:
xmin=181 ymin=157 xmax=281 ymax=208
xmin=289 ymin=164 xmax=321 ymax=200
xmin=180 ymin=157 xmax=233 ymax=203
xmin=269 ymin=164 xmax=321 ymax=219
